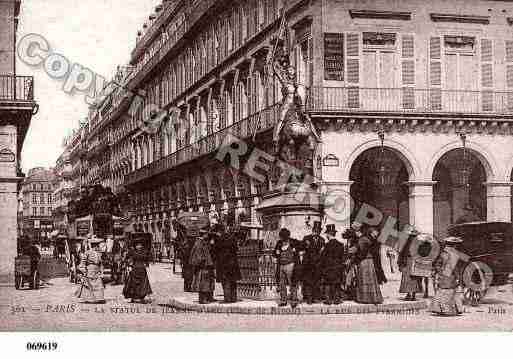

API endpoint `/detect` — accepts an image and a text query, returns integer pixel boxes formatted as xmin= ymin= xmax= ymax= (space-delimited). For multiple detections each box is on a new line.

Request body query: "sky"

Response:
xmin=17 ymin=0 xmax=161 ymax=172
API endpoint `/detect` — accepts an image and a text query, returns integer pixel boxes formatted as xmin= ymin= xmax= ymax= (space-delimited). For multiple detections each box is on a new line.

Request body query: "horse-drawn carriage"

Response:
xmin=448 ymin=221 xmax=513 ymax=306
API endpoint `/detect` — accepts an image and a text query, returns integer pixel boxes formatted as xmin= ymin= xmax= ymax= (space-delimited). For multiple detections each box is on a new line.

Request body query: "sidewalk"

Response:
xmin=160 ymin=270 xmax=429 ymax=315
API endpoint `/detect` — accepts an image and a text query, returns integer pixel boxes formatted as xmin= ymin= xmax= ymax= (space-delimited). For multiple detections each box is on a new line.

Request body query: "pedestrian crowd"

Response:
xmin=177 ymin=218 xmax=465 ymax=316
xmin=178 ymin=220 xmax=391 ymax=307
xmin=272 ymin=221 xmax=386 ymax=308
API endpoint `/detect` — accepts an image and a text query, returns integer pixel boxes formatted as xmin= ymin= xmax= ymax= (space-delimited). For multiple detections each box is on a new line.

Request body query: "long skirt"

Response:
xmin=399 ymin=260 xmax=423 ymax=294
xmin=356 ymin=258 xmax=383 ymax=304
xmin=123 ymin=264 xmax=152 ymax=300
xmin=191 ymin=268 xmax=215 ymax=293
xmin=76 ymin=266 xmax=104 ymax=303
xmin=430 ymin=288 xmax=463 ymax=316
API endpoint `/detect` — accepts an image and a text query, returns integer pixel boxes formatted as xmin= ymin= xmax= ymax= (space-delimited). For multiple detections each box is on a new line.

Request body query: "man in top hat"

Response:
xmin=319 ymin=224 xmax=346 ymax=305
xmin=273 ymin=228 xmax=303 ymax=308
xmin=301 ymin=221 xmax=326 ymax=304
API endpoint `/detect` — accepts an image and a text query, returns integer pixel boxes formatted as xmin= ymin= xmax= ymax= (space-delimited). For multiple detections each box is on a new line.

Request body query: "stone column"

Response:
xmin=408 ymin=181 xmax=436 ymax=234
xmin=320 ymin=181 xmax=354 ymax=232
xmin=485 ymin=182 xmax=512 ymax=222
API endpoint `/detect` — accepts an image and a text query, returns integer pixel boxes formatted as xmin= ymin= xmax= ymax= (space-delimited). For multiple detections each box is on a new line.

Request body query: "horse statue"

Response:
xmin=271 ymin=54 xmax=320 ymax=184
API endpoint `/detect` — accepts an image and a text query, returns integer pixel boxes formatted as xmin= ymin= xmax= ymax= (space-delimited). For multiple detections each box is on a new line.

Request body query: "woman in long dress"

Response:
xmin=351 ymin=230 xmax=383 ymax=304
xmin=190 ymin=232 xmax=216 ymax=304
xmin=430 ymin=236 xmax=464 ymax=316
xmin=75 ymin=238 xmax=105 ymax=304
xmin=398 ymin=229 xmax=424 ymax=301
xmin=123 ymin=241 xmax=153 ymax=303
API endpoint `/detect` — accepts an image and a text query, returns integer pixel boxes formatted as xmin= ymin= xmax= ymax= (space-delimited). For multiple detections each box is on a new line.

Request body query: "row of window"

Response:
xmin=31 ymin=193 xmax=52 ymax=204
xmin=135 ymin=0 xmax=287 ymax=133
xmin=29 ymin=182 xmax=53 ymax=191
xmin=30 ymin=207 xmax=52 ymax=216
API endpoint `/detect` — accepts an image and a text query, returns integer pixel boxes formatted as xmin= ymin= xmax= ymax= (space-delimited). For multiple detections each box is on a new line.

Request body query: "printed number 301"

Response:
xmin=26 ymin=342 xmax=58 ymax=351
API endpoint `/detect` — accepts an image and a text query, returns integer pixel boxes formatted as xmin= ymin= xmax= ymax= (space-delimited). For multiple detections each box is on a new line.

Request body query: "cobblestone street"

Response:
xmin=1 ymin=263 xmax=513 ymax=331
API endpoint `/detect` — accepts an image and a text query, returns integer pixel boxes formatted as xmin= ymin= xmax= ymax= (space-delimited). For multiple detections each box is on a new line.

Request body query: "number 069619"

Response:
xmin=26 ymin=342 xmax=58 ymax=351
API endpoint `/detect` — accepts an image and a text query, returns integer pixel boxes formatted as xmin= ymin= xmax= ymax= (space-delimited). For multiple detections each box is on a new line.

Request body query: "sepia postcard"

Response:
xmin=2 ymin=0 xmax=513 ymax=343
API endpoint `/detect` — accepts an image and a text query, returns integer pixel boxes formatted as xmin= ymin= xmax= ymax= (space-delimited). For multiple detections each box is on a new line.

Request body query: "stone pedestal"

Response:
xmin=485 ymin=182 xmax=512 ymax=222
xmin=237 ymin=186 xmax=322 ymax=300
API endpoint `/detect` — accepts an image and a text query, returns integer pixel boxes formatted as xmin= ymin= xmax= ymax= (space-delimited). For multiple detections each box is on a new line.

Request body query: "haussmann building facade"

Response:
xmin=70 ymin=0 xmax=513 ymax=296
xmin=0 ymin=0 xmax=36 ymax=282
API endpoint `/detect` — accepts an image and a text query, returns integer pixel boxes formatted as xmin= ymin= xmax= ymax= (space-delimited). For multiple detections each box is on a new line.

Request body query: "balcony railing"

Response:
xmin=125 ymin=104 xmax=279 ymax=185
xmin=308 ymin=87 xmax=513 ymax=115
xmin=0 ymin=75 xmax=34 ymax=102
xmin=128 ymin=19 xmax=187 ymax=88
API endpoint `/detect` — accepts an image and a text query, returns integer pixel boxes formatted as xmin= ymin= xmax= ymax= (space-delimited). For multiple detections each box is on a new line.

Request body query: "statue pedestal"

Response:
xmin=237 ymin=186 xmax=322 ymax=300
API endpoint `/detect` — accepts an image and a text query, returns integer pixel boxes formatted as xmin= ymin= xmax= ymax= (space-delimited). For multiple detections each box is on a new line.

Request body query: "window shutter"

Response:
xmin=429 ymin=36 xmax=442 ymax=110
xmin=253 ymin=72 xmax=258 ymax=113
xmin=401 ymin=34 xmax=415 ymax=109
xmin=505 ymin=40 xmax=513 ymax=110
xmin=346 ymin=32 xmax=360 ymax=108
xmin=481 ymin=38 xmax=493 ymax=111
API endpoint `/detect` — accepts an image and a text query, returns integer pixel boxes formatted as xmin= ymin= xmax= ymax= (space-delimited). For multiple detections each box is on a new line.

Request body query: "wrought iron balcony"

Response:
xmin=0 ymin=75 xmax=34 ymax=102
xmin=307 ymin=87 xmax=513 ymax=115
xmin=125 ymin=104 xmax=279 ymax=186
xmin=128 ymin=19 xmax=187 ymax=89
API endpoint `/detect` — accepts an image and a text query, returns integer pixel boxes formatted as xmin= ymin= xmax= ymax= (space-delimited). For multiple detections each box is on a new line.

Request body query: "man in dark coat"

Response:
xmin=214 ymin=224 xmax=241 ymax=303
xmin=22 ymin=240 xmax=41 ymax=288
xmin=301 ymin=221 xmax=325 ymax=304
xmin=319 ymin=224 xmax=346 ymax=305
xmin=181 ymin=236 xmax=195 ymax=292
xmin=273 ymin=228 xmax=303 ymax=308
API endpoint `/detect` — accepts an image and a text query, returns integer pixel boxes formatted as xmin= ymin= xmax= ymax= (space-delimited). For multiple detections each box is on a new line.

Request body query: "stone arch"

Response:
xmin=342 ymin=138 xmax=420 ymax=181
xmin=427 ymin=140 xmax=497 ymax=181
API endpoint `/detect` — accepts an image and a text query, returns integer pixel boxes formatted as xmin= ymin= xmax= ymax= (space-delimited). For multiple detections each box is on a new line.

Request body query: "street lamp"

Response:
xmin=376 ymin=126 xmax=388 ymax=188
xmin=455 ymin=131 xmax=471 ymax=188
xmin=455 ymin=130 xmax=472 ymax=208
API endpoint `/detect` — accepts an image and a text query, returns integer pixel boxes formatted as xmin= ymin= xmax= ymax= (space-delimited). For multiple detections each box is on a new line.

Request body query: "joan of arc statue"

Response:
xmin=271 ymin=52 xmax=320 ymax=156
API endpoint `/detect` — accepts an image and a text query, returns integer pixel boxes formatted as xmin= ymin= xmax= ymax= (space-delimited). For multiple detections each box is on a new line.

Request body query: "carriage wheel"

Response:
xmin=14 ymin=274 xmax=21 ymax=290
xmin=464 ymin=288 xmax=488 ymax=306
xmin=33 ymin=271 xmax=40 ymax=290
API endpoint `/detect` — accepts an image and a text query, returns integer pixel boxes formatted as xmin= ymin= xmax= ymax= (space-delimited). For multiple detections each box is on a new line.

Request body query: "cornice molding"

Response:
xmin=313 ymin=116 xmax=513 ymax=136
